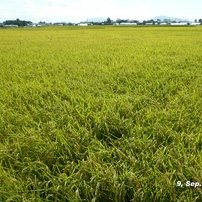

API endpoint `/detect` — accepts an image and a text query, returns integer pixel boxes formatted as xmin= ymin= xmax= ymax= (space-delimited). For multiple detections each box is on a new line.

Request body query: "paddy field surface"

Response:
xmin=0 ymin=26 xmax=202 ymax=201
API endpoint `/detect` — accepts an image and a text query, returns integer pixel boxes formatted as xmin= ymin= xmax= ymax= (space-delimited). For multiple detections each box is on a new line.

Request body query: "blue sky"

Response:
xmin=0 ymin=0 xmax=201 ymax=23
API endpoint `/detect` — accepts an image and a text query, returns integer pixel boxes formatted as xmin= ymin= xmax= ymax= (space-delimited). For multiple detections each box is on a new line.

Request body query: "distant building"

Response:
xmin=159 ymin=22 xmax=168 ymax=25
xmin=170 ymin=22 xmax=188 ymax=26
xmin=3 ymin=24 xmax=18 ymax=28
xmin=78 ymin=23 xmax=88 ymax=26
xmin=120 ymin=22 xmax=137 ymax=26
xmin=190 ymin=22 xmax=201 ymax=26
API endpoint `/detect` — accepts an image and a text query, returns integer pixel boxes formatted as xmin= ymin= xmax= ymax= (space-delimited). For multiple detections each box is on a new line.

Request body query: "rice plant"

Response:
xmin=0 ymin=26 xmax=202 ymax=201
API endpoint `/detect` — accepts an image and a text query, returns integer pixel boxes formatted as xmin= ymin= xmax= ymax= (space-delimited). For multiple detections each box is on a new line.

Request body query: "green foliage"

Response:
xmin=3 ymin=19 xmax=32 ymax=27
xmin=0 ymin=26 xmax=202 ymax=201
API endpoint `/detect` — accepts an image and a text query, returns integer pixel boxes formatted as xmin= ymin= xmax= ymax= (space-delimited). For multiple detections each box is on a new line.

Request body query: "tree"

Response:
xmin=116 ymin=18 xmax=126 ymax=23
xmin=3 ymin=19 xmax=32 ymax=26
xmin=107 ymin=17 xmax=112 ymax=24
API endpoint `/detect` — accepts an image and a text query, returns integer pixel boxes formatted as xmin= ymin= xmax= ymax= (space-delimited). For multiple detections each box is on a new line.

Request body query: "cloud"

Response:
xmin=34 ymin=0 xmax=118 ymax=22
xmin=0 ymin=0 xmax=152 ymax=22
xmin=20 ymin=0 xmax=31 ymax=4
xmin=137 ymin=3 xmax=150 ymax=11
xmin=43 ymin=0 xmax=70 ymax=7
xmin=1 ymin=0 xmax=201 ymax=23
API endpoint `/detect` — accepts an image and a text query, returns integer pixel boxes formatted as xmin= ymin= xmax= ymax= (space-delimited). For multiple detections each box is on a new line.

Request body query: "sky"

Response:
xmin=0 ymin=0 xmax=202 ymax=23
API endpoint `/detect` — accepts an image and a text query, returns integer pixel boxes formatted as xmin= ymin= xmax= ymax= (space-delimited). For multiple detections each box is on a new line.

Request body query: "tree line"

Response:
xmin=1 ymin=17 xmax=202 ymax=27
xmin=2 ymin=18 xmax=32 ymax=27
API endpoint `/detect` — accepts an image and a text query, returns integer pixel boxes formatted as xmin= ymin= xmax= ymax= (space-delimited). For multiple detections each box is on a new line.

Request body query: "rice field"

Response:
xmin=0 ymin=26 xmax=202 ymax=201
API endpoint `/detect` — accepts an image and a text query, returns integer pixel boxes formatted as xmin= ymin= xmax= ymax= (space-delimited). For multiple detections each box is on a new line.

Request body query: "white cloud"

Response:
xmin=137 ymin=3 xmax=150 ymax=12
xmin=1 ymin=0 xmax=201 ymax=23
xmin=20 ymin=0 xmax=31 ymax=4
xmin=43 ymin=0 xmax=70 ymax=7
xmin=0 ymin=0 xmax=152 ymax=22
xmin=33 ymin=0 xmax=118 ymax=22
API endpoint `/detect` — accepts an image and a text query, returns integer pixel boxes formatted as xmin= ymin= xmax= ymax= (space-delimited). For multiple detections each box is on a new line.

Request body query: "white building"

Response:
xmin=119 ymin=22 xmax=137 ymax=26
xmin=159 ymin=23 xmax=168 ymax=25
xmin=170 ymin=22 xmax=188 ymax=26
xmin=190 ymin=22 xmax=201 ymax=26
xmin=3 ymin=25 xmax=18 ymax=28
xmin=78 ymin=23 xmax=88 ymax=26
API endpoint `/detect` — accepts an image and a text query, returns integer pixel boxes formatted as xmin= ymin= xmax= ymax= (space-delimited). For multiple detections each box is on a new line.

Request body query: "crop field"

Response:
xmin=0 ymin=26 xmax=202 ymax=201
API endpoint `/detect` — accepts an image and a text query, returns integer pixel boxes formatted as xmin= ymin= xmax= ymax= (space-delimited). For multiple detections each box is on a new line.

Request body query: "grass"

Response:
xmin=0 ymin=26 xmax=202 ymax=201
